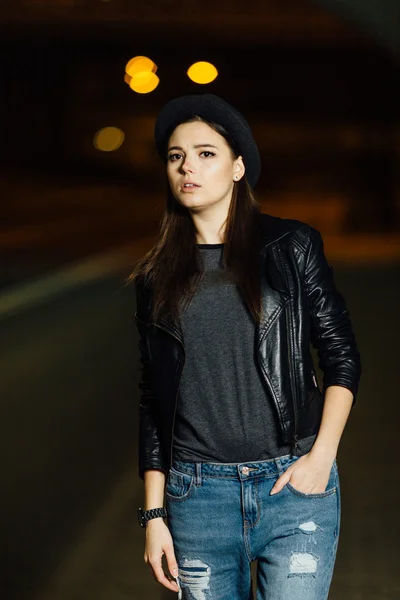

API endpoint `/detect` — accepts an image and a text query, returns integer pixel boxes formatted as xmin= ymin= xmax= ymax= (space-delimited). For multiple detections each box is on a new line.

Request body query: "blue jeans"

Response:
xmin=166 ymin=453 xmax=341 ymax=599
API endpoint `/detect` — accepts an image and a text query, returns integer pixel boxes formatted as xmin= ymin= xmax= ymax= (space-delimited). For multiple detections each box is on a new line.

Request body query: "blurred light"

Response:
xmin=129 ymin=71 xmax=160 ymax=94
xmin=187 ymin=61 xmax=218 ymax=84
xmin=125 ymin=56 xmax=157 ymax=78
xmin=124 ymin=55 xmax=159 ymax=94
xmin=93 ymin=127 xmax=125 ymax=152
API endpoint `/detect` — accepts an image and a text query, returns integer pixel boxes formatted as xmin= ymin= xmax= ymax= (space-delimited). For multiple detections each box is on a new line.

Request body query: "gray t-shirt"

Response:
xmin=172 ymin=243 xmax=316 ymax=463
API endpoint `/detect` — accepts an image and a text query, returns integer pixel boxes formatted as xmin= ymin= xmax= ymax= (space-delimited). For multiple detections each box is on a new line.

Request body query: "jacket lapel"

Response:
xmin=150 ymin=213 xmax=291 ymax=344
xmin=256 ymin=243 xmax=290 ymax=345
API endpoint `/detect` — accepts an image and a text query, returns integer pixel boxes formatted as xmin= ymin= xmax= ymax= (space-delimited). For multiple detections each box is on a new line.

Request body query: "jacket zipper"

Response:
xmin=276 ymin=246 xmax=299 ymax=455
xmin=285 ymin=304 xmax=299 ymax=454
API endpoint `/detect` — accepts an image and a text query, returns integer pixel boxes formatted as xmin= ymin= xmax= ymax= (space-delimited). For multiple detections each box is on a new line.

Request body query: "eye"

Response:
xmin=200 ymin=151 xmax=215 ymax=158
xmin=167 ymin=153 xmax=182 ymax=162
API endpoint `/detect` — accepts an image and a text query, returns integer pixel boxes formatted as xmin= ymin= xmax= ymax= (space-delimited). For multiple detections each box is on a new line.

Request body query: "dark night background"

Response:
xmin=0 ymin=2 xmax=399 ymax=599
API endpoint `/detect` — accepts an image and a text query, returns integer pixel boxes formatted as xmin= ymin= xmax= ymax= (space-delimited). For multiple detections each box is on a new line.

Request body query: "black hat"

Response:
xmin=154 ymin=93 xmax=261 ymax=189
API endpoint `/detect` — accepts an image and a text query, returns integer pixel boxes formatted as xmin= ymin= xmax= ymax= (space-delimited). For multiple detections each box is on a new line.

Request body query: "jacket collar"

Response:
xmin=152 ymin=213 xmax=292 ymax=345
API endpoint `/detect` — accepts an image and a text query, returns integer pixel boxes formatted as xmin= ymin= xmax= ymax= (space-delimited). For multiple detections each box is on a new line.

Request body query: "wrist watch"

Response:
xmin=137 ymin=506 xmax=168 ymax=528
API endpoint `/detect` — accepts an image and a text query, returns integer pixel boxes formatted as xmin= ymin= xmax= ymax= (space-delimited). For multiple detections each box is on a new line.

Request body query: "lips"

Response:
xmin=180 ymin=182 xmax=201 ymax=191
xmin=181 ymin=182 xmax=200 ymax=188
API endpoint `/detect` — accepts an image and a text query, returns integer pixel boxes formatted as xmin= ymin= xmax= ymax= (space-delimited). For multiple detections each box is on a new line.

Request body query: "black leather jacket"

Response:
xmin=134 ymin=213 xmax=361 ymax=481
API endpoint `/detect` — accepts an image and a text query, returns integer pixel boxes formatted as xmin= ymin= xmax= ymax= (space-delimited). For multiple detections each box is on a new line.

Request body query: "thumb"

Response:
xmin=270 ymin=470 xmax=291 ymax=495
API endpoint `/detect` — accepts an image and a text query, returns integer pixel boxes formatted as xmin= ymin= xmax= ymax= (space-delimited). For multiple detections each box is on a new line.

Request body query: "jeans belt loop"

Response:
xmin=195 ymin=462 xmax=202 ymax=486
xmin=274 ymin=457 xmax=283 ymax=476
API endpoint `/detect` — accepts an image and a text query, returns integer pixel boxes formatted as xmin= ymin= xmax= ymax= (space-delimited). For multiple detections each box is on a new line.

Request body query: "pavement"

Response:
xmin=1 ymin=232 xmax=399 ymax=600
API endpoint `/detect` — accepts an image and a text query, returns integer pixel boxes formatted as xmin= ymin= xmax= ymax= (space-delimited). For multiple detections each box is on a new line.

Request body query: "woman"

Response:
xmin=129 ymin=93 xmax=361 ymax=599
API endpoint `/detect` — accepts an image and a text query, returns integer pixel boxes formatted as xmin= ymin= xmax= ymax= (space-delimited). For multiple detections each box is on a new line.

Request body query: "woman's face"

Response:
xmin=166 ymin=120 xmax=244 ymax=212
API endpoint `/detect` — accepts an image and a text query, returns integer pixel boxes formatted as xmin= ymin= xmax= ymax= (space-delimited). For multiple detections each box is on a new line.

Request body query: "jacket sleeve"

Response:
xmin=135 ymin=281 xmax=168 ymax=481
xmin=303 ymin=226 xmax=362 ymax=406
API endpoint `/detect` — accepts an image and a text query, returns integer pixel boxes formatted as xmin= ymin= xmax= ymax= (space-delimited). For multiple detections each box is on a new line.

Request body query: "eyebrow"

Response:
xmin=167 ymin=144 xmax=218 ymax=152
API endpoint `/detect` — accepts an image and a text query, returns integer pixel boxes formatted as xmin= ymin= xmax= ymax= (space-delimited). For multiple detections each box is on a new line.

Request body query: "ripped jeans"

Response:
xmin=166 ymin=453 xmax=341 ymax=599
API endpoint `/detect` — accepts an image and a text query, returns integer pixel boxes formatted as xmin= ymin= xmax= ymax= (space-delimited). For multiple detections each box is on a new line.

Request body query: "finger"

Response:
xmin=164 ymin=545 xmax=179 ymax=581
xmin=270 ymin=471 xmax=291 ymax=495
xmin=150 ymin=557 xmax=179 ymax=592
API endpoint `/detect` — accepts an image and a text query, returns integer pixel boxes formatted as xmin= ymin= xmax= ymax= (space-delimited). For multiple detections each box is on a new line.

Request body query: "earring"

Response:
xmin=234 ymin=175 xmax=238 ymax=181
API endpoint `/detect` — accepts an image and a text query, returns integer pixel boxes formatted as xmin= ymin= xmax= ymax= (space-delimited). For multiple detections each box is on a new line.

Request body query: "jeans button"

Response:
xmin=242 ymin=466 xmax=249 ymax=476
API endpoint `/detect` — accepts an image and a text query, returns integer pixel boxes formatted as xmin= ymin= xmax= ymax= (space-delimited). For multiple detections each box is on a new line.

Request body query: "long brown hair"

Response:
xmin=125 ymin=116 xmax=264 ymax=325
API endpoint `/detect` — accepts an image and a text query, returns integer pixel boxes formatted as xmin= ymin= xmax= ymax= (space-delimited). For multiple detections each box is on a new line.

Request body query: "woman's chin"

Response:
xmin=175 ymin=192 xmax=220 ymax=211
xmin=178 ymin=195 xmax=207 ymax=208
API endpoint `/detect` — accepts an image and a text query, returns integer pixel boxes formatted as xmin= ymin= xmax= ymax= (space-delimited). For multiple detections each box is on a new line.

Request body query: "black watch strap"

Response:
xmin=137 ymin=507 xmax=168 ymax=528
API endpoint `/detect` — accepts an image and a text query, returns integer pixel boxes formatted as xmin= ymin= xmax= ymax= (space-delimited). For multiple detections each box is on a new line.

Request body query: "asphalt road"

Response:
xmin=1 ymin=262 xmax=399 ymax=600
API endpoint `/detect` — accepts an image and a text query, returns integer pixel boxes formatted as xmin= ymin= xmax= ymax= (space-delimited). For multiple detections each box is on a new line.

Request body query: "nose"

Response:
xmin=180 ymin=156 xmax=195 ymax=174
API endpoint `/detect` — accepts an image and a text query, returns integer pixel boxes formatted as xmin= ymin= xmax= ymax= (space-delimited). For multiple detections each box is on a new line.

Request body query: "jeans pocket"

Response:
xmin=166 ymin=467 xmax=195 ymax=502
xmin=285 ymin=458 xmax=338 ymax=499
